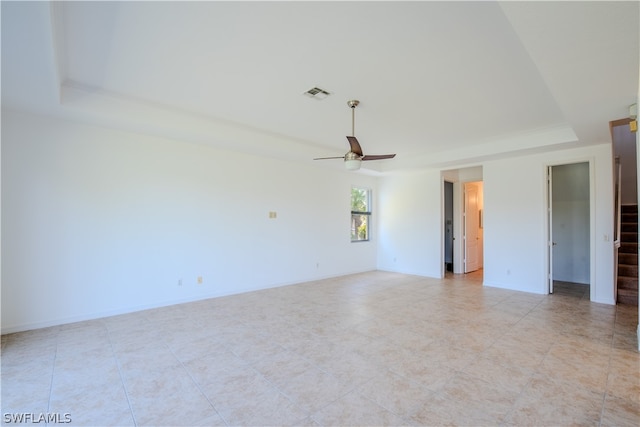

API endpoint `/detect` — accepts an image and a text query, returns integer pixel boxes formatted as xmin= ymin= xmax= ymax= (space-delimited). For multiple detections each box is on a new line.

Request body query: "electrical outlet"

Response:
xmin=197 ymin=276 xmax=203 ymax=284
xmin=178 ymin=279 xmax=183 ymax=286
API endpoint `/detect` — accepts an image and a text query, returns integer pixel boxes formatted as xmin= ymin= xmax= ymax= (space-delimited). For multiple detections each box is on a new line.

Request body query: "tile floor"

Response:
xmin=1 ymin=271 xmax=639 ymax=426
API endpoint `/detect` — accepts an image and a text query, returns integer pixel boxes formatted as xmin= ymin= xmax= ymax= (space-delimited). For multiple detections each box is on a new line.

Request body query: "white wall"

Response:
xmin=377 ymin=169 xmax=442 ymax=277
xmin=612 ymin=124 xmax=637 ymax=205
xmin=1 ymin=109 xmax=379 ymax=333
xmin=378 ymin=144 xmax=614 ymax=304
xmin=481 ymin=144 xmax=613 ymax=303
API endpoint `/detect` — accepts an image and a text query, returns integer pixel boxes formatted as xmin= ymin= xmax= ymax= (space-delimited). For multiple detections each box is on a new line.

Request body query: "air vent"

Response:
xmin=304 ymin=87 xmax=331 ymax=100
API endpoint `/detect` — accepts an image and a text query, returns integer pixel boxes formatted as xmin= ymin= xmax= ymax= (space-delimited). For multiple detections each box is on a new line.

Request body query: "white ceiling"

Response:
xmin=2 ymin=1 xmax=638 ymax=173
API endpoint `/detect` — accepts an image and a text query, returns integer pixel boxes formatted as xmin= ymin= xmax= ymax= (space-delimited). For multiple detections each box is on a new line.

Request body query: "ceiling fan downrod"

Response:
xmin=348 ymin=100 xmax=359 ymax=137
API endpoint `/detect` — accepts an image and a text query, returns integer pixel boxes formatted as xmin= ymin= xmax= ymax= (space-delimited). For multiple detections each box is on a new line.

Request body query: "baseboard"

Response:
xmin=482 ymin=280 xmax=547 ymax=295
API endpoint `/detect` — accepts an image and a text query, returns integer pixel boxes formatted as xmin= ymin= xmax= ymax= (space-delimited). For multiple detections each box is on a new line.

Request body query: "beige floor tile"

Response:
xmin=446 ymin=329 xmax=501 ymax=352
xmin=482 ymin=336 xmax=550 ymax=370
xmin=116 ymin=343 xmax=180 ymax=375
xmin=49 ymin=381 xmax=134 ymax=426
xmin=52 ymin=359 xmax=122 ymax=397
xmin=391 ymin=330 xmax=438 ymax=355
xmin=1 ymin=352 xmax=54 ymax=415
xmin=0 ymin=374 xmax=51 ymax=415
xmin=226 ymin=332 xmax=286 ymax=364
xmin=251 ymin=348 xmax=316 ymax=387
xmin=198 ymin=364 xmax=271 ymax=406
xmin=1 ymin=271 xmax=637 ymax=427
xmin=601 ymin=393 xmax=640 ymax=427
xmin=462 ymin=355 xmax=535 ymax=394
xmin=540 ymin=352 xmax=609 ymax=392
xmin=275 ymin=365 xmax=354 ymax=413
xmin=548 ymin=333 xmax=613 ymax=360
xmin=606 ymin=369 xmax=640 ymax=404
xmin=608 ymin=347 xmax=640 ymax=404
xmin=311 ymin=348 xmax=381 ymax=387
xmin=409 ymin=338 xmax=476 ymax=370
xmin=161 ymin=323 xmax=221 ymax=347
xmin=356 ymin=370 xmax=434 ymax=418
xmin=388 ymin=354 xmax=458 ymax=392
xmin=207 ymin=375 xmax=307 ymax=426
xmin=1 ymin=341 xmax=56 ymax=369
xmin=438 ymin=372 xmax=519 ymax=421
xmin=196 ymin=362 xmax=309 ymax=423
xmin=311 ymin=390 xmax=408 ymax=426
xmin=408 ymin=390 xmax=500 ymax=426
xmin=168 ymin=334 xmax=226 ymax=363
xmin=505 ymin=372 xmax=604 ymax=426
xmin=360 ymin=337 xmax=414 ymax=369
xmin=123 ymin=364 xmax=218 ymax=426
xmin=614 ymin=331 xmax=640 ymax=351
xmin=183 ymin=349 xmax=249 ymax=388
xmin=285 ymin=333 xmax=343 ymax=363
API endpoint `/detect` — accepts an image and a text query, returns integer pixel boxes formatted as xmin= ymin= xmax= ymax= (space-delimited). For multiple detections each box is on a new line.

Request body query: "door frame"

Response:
xmin=545 ymin=159 xmax=596 ymax=300
xmin=441 ymin=168 xmax=483 ymax=277
xmin=443 ymin=180 xmax=455 ymax=274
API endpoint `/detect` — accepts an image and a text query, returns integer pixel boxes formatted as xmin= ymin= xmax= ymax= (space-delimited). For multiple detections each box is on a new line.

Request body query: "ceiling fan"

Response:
xmin=314 ymin=100 xmax=396 ymax=170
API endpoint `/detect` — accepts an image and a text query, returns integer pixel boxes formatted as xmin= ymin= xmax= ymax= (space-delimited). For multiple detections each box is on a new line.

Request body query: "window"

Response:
xmin=351 ymin=187 xmax=371 ymax=242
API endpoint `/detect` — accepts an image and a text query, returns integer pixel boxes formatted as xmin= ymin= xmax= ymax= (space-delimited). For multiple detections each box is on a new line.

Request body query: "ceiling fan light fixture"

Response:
xmin=344 ymin=151 xmax=362 ymax=170
xmin=345 ymin=158 xmax=362 ymax=170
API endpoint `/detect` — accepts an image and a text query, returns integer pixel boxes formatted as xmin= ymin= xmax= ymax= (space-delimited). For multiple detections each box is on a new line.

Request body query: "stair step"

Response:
xmin=618 ymin=264 xmax=638 ymax=277
xmin=619 ymin=252 xmax=638 ymax=265
xmin=617 ymin=287 xmax=639 ymax=305
xmin=619 ymin=242 xmax=638 ymax=253
xmin=617 ymin=206 xmax=638 ymax=306
xmin=617 ymin=275 xmax=638 ymax=290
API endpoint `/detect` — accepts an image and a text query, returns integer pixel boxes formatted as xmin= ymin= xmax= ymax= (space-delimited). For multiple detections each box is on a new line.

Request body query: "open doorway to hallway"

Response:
xmin=547 ymin=162 xmax=591 ymax=298
xmin=442 ymin=167 xmax=484 ymax=280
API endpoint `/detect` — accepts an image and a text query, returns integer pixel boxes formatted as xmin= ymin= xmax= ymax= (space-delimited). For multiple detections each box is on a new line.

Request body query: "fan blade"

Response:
xmin=362 ymin=154 xmax=396 ymax=161
xmin=346 ymin=136 xmax=363 ymax=156
xmin=313 ymin=156 xmax=345 ymax=160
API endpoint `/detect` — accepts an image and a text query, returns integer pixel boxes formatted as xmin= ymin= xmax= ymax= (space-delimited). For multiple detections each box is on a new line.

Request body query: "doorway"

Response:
xmin=444 ymin=181 xmax=454 ymax=273
xmin=547 ymin=162 xmax=591 ymax=295
xmin=442 ymin=167 xmax=483 ymax=278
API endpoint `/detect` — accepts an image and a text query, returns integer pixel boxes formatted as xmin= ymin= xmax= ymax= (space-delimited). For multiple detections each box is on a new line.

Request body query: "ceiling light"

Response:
xmin=344 ymin=152 xmax=362 ymax=170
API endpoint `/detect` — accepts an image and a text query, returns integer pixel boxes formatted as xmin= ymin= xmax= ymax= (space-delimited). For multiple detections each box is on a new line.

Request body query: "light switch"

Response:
xmin=269 ymin=211 xmax=277 ymax=219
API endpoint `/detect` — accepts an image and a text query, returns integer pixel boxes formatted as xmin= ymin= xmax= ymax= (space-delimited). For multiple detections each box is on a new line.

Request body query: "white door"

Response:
xmin=464 ymin=183 xmax=480 ymax=273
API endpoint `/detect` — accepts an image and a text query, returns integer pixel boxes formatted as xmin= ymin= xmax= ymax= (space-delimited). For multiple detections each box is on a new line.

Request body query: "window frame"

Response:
xmin=350 ymin=187 xmax=372 ymax=242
